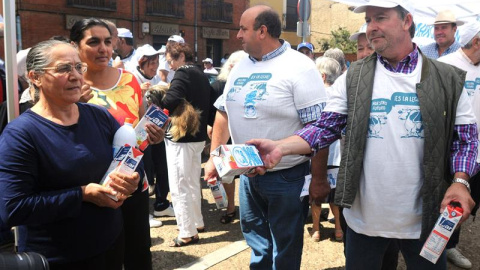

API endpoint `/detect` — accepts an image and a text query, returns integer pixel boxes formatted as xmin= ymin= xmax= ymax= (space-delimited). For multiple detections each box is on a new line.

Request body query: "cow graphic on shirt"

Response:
xmin=398 ymin=108 xmax=424 ymax=138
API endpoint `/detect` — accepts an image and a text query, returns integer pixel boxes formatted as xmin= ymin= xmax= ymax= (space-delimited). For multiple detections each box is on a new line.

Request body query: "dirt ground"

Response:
xmin=149 ymin=178 xmax=480 ymax=270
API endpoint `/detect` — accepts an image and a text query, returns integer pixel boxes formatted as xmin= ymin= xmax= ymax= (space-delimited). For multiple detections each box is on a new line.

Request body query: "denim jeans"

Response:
xmin=239 ymin=161 xmax=310 ymax=270
xmin=345 ymin=227 xmax=447 ymax=270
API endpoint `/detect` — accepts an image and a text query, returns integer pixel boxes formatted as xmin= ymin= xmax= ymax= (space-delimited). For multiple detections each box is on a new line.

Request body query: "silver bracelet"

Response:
xmin=452 ymin=178 xmax=471 ymax=193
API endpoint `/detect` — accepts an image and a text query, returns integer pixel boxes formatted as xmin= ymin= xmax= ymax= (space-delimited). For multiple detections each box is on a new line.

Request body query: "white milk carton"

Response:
xmin=420 ymin=203 xmax=463 ymax=264
xmin=100 ymin=145 xmax=144 ymax=201
xmin=135 ymin=104 xmax=169 ymax=151
xmin=208 ymin=179 xmax=228 ymax=209
xmin=211 ymin=144 xmax=264 ymax=178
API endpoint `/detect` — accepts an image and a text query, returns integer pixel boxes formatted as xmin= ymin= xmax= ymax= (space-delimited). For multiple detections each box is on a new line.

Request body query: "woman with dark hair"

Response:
xmin=70 ymin=18 xmax=164 ymax=270
xmin=0 ymin=40 xmax=140 ymax=269
xmin=163 ymin=42 xmax=212 ymax=247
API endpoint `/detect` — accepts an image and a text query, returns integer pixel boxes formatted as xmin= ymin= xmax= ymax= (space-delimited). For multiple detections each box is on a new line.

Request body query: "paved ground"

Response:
xmin=149 ymin=178 xmax=479 ymax=270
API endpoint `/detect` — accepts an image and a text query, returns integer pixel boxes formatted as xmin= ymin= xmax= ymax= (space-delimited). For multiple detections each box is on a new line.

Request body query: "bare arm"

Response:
xmin=309 ymin=148 xmax=331 ymax=206
xmin=204 ymin=110 xmax=231 ymax=181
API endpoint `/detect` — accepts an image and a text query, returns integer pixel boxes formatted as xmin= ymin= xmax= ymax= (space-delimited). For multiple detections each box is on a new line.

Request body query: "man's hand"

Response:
xmin=79 ymin=84 xmax=93 ymax=103
xmin=440 ymin=183 xmax=475 ymax=224
xmin=309 ymin=176 xmax=330 ymax=206
xmin=204 ymin=157 xmax=219 ymax=182
xmin=246 ymin=138 xmax=283 ymax=169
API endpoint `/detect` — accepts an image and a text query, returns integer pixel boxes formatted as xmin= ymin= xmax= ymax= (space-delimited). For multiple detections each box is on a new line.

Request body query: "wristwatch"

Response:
xmin=452 ymin=178 xmax=471 ymax=193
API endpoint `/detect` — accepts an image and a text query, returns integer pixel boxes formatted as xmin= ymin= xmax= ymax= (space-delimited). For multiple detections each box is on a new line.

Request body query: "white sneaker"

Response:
xmin=446 ymin=248 xmax=472 ymax=269
xmin=153 ymin=205 xmax=175 ymax=217
xmin=149 ymin=214 xmax=163 ymax=228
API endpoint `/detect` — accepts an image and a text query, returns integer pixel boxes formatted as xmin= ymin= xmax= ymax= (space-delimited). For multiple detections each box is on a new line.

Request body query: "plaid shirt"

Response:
xmin=378 ymin=44 xmax=419 ymax=74
xmin=248 ymin=39 xmax=290 ymax=63
xmin=296 ymin=100 xmax=478 ymax=177
xmin=420 ymin=41 xmax=462 ymax=60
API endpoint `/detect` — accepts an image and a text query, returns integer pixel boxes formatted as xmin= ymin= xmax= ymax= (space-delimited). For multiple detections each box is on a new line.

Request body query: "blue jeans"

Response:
xmin=345 ymin=227 xmax=447 ymax=270
xmin=239 ymin=161 xmax=310 ymax=270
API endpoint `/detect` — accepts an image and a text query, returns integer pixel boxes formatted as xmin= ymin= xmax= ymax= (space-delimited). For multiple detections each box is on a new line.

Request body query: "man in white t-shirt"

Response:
xmin=247 ymin=1 xmax=478 ymax=269
xmin=438 ymin=21 xmax=480 ymax=270
xmin=204 ymin=5 xmax=328 ymax=270
xmin=202 ymin=58 xmax=218 ymax=75
xmin=114 ymin=28 xmax=137 ymax=72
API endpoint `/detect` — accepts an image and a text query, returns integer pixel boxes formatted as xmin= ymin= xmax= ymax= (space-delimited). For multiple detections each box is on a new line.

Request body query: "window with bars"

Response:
xmin=146 ymin=0 xmax=184 ymax=18
xmin=201 ymin=0 xmax=233 ymax=23
xmin=67 ymin=0 xmax=116 ymax=11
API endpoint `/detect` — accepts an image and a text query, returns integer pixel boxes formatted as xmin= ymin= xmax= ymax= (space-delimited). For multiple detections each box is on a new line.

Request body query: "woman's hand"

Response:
xmin=140 ymin=82 xmax=151 ymax=96
xmin=107 ymin=171 xmax=140 ymax=199
xmin=81 ymin=184 xmax=124 ymax=209
xmin=79 ymin=83 xmax=93 ymax=102
xmin=146 ymin=122 xmax=166 ymax=144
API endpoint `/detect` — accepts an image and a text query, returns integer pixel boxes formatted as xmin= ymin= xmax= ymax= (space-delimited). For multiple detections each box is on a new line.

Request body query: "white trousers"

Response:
xmin=165 ymin=139 xmax=205 ymax=238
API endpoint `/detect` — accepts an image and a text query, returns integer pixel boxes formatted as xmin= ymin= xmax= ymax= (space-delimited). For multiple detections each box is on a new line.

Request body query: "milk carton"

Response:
xmin=208 ymin=179 xmax=228 ymax=209
xmin=135 ymin=104 xmax=169 ymax=151
xmin=420 ymin=203 xmax=463 ymax=264
xmin=100 ymin=145 xmax=144 ymax=201
xmin=211 ymin=144 xmax=264 ymax=178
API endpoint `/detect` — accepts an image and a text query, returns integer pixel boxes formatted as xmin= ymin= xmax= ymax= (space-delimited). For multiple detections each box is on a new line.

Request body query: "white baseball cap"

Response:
xmin=168 ymin=35 xmax=184 ymax=43
xmin=117 ymin=28 xmax=133 ymax=39
xmin=354 ymin=0 xmax=414 ymax=17
xmin=137 ymin=44 xmax=160 ymax=58
xmin=202 ymin=58 xmax=213 ymax=64
xmin=349 ymin=23 xmax=368 ymax=41
xmin=459 ymin=21 xmax=480 ymax=47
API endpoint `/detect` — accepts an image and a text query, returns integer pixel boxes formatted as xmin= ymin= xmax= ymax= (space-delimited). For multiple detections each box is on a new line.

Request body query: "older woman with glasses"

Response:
xmin=70 ymin=18 xmax=164 ymax=270
xmin=0 ymin=39 xmax=140 ymax=269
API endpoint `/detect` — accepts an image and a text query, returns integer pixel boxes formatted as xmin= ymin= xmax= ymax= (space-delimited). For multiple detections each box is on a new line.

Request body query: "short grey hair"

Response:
xmin=316 ymin=57 xmax=341 ymax=86
xmin=26 ymin=39 xmax=74 ymax=102
xmin=463 ymin=31 xmax=480 ymax=49
xmin=217 ymin=50 xmax=248 ymax=81
xmin=323 ymin=48 xmax=346 ymax=72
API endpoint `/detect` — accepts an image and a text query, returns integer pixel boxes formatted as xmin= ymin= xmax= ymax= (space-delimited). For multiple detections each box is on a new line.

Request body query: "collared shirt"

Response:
xmin=378 ymin=44 xmax=419 ymax=74
xmin=248 ymin=39 xmax=290 ymax=63
xmin=420 ymin=41 xmax=462 ymax=60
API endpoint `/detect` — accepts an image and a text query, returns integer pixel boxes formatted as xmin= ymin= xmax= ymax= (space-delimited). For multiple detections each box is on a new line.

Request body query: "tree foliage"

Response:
xmin=316 ymin=27 xmax=357 ymax=53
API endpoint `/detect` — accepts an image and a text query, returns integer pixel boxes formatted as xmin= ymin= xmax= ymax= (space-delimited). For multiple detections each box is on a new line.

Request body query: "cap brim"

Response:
xmin=353 ymin=3 xmax=398 ymax=13
xmin=349 ymin=32 xmax=364 ymax=41
xmin=431 ymin=20 xmax=464 ymax=26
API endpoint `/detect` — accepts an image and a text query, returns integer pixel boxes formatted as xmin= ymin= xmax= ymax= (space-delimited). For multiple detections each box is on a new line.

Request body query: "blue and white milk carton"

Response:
xmin=135 ymin=104 xmax=169 ymax=151
xmin=211 ymin=144 xmax=264 ymax=178
xmin=100 ymin=145 xmax=144 ymax=201
xmin=420 ymin=203 xmax=463 ymax=264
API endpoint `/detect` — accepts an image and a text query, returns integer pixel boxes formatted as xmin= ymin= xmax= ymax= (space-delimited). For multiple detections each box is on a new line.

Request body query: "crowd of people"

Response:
xmin=0 ymin=0 xmax=479 ymax=269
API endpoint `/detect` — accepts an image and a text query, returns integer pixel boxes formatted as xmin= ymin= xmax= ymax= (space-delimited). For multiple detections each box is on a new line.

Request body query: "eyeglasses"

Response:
xmin=42 ymin=63 xmax=88 ymax=75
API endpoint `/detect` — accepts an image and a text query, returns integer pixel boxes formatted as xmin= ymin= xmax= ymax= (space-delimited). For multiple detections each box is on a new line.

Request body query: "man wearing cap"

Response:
xmin=246 ymin=1 xmax=478 ymax=269
xmin=350 ymin=23 xmax=375 ymax=60
xmin=204 ymin=5 xmax=328 ymax=269
xmin=297 ymin=42 xmax=315 ymax=60
xmin=420 ymin=10 xmax=464 ymax=59
xmin=114 ymin=28 xmax=137 ymax=72
xmin=202 ymin=58 xmax=218 ymax=75
xmin=438 ymin=21 xmax=480 ymax=269
xmin=157 ymin=35 xmax=185 ymax=83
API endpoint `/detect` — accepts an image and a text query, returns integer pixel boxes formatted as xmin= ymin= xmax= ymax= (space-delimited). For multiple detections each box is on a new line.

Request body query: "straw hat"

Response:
xmin=431 ymin=10 xmax=464 ymax=26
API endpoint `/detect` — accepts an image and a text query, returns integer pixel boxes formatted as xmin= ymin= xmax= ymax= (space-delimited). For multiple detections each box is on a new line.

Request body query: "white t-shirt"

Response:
xmin=158 ymin=55 xmax=175 ymax=83
xmin=218 ymin=48 xmax=327 ymax=170
xmin=326 ymin=57 xmax=476 ymax=238
xmin=204 ymin=67 xmax=219 ymax=75
xmin=439 ymin=50 xmax=480 ymax=162
xmin=116 ymin=49 xmax=137 ymax=73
